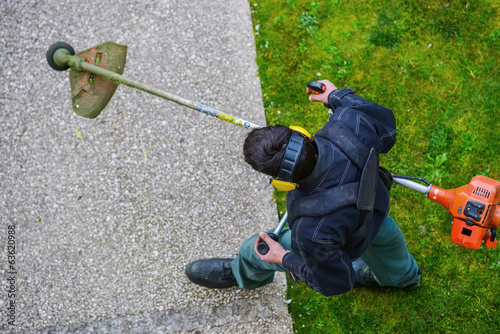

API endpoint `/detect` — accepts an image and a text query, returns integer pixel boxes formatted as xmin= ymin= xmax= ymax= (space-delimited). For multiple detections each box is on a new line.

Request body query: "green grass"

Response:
xmin=250 ymin=0 xmax=500 ymax=332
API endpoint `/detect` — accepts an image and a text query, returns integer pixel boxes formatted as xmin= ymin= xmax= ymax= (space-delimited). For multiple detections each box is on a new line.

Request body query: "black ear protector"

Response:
xmin=271 ymin=126 xmax=312 ymax=191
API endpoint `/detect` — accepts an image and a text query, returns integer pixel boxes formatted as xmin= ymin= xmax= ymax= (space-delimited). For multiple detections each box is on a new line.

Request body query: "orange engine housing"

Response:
xmin=427 ymin=175 xmax=500 ymax=249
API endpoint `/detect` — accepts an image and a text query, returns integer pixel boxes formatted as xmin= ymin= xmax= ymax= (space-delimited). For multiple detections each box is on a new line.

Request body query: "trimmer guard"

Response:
xmin=69 ymin=42 xmax=127 ymax=118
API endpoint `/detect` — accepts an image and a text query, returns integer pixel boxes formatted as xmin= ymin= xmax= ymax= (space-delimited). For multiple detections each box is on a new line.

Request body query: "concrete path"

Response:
xmin=0 ymin=0 xmax=292 ymax=332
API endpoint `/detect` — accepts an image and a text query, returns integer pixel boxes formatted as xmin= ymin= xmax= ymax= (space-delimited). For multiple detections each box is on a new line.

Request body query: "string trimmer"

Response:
xmin=46 ymin=41 xmax=499 ymax=251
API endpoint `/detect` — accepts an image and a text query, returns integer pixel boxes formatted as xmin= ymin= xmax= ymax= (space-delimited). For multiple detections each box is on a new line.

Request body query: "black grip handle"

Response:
xmin=257 ymin=232 xmax=280 ymax=255
xmin=307 ymin=81 xmax=326 ymax=94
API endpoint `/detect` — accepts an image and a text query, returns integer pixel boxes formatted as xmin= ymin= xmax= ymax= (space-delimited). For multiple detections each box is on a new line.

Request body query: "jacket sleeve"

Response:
xmin=327 ymin=88 xmax=371 ymax=109
xmin=327 ymin=88 xmax=397 ymax=154
xmin=281 ymin=215 xmax=357 ymax=296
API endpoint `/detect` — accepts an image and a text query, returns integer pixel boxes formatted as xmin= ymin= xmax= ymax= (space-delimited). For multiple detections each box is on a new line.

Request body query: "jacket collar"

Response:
xmin=295 ymin=137 xmax=334 ymax=195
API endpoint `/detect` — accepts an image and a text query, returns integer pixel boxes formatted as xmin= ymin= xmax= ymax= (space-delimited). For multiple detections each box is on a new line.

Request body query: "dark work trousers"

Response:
xmin=231 ymin=215 xmax=420 ymax=290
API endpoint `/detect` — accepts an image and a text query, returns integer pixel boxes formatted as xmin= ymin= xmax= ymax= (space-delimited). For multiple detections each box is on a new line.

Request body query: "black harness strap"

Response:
xmin=356 ymin=148 xmax=378 ymax=211
xmin=319 ymin=121 xmax=369 ymax=171
xmin=288 ymin=182 xmax=359 ymax=220
xmin=323 ymin=121 xmax=378 ymax=212
xmin=288 ymin=121 xmax=388 ymax=248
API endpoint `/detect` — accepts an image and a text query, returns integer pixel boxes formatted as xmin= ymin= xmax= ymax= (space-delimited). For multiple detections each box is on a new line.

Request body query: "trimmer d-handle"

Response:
xmin=306 ymin=81 xmax=326 ymax=95
xmin=393 ymin=175 xmax=500 ymax=249
xmin=257 ymin=212 xmax=288 ymax=255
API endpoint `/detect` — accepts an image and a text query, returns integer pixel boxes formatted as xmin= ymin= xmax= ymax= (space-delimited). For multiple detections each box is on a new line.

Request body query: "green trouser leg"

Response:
xmin=231 ymin=215 xmax=419 ymax=290
xmin=360 ymin=215 xmax=420 ymax=288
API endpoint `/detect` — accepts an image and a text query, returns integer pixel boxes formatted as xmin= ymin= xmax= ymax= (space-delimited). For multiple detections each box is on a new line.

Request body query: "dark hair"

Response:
xmin=243 ymin=125 xmax=316 ymax=182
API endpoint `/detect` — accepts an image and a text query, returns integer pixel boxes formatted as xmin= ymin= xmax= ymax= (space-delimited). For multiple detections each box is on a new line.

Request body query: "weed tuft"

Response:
xmin=368 ymin=12 xmax=404 ymax=49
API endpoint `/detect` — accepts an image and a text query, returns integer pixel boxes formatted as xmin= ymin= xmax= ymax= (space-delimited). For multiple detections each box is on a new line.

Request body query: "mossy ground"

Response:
xmin=251 ymin=0 xmax=499 ymax=332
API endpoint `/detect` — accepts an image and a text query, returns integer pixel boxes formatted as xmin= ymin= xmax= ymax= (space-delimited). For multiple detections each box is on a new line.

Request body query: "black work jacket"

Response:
xmin=282 ymin=88 xmax=397 ymax=296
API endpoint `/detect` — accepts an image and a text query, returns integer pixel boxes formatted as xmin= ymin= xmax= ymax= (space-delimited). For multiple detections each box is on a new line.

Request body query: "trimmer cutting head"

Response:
xmin=47 ymin=41 xmax=127 ymax=118
xmin=47 ymin=41 xmax=263 ymax=129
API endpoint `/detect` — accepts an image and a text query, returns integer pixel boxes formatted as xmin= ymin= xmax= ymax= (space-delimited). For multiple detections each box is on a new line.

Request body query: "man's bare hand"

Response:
xmin=254 ymin=231 xmax=290 ymax=264
xmin=307 ymin=79 xmax=337 ymax=105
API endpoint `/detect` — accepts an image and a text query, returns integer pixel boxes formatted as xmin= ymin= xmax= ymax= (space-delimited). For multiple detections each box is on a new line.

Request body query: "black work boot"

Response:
xmin=352 ymin=258 xmax=379 ymax=287
xmin=185 ymin=258 xmax=239 ymax=289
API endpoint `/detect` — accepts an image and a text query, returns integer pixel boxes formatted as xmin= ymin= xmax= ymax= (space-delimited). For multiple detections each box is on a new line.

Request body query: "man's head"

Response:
xmin=243 ymin=125 xmax=316 ymax=183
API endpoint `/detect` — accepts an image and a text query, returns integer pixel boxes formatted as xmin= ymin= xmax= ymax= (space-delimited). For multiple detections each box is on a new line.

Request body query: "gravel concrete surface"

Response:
xmin=0 ymin=0 xmax=293 ymax=332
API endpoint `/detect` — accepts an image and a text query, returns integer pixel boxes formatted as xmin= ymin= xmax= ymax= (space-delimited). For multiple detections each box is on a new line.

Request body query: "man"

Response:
xmin=185 ymin=80 xmax=421 ymax=296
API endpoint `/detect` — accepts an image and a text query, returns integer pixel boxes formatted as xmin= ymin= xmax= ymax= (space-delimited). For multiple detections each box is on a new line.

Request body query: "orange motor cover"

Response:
xmin=428 ymin=175 xmax=500 ymax=249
